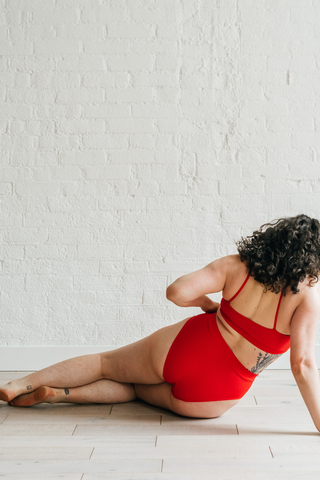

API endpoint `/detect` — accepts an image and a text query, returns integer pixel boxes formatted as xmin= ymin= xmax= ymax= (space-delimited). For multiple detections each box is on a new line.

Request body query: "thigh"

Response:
xmin=134 ymin=382 xmax=239 ymax=418
xmin=101 ymin=316 xmax=192 ymax=385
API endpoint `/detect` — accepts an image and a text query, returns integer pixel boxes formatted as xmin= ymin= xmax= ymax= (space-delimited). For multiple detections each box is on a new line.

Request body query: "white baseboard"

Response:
xmin=1 ymin=346 xmax=320 ymax=371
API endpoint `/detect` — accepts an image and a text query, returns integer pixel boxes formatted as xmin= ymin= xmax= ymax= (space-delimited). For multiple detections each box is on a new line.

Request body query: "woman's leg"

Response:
xmin=0 ymin=317 xmax=190 ymax=406
xmin=10 ymin=379 xmax=136 ymax=407
xmin=0 ymin=353 xmax=103 ymax=402
xmin=0 ymin=327 xmax=170 ymax=403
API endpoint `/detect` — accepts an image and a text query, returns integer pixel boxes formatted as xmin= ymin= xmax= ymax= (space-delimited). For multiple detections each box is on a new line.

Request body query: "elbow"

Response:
xmin=291 ymin=361 xmax=304 ymax=378
xmin=291 ymin=356 xmax=317 ymax=377
xmin=166 ymin=285 xmax=177 ymax=301
xmin=166 ymin=285 xmax=175 ymax=301
xmin=166 ymin=285 xmax=187 ymax=306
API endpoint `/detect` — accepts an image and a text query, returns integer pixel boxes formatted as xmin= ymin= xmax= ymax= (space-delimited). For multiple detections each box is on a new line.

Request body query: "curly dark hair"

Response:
xmin=236 ymin=214 xmax=320 ymax=295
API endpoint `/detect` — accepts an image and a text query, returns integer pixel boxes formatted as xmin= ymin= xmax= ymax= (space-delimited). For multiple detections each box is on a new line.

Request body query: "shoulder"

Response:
xmin=212 ymin=254 xmax=248 ymax=281
xmin=208 ymin=254 xmax=244 ymax=273
xmin=298 ymin=279 xmax=320 ymax=314
xmin=289 ymin=280 xmax=320 ymax=364
xmin=290 ymin=277 xmax=320 ymax=319
xmin=207 ymin=255 xmax=247 ymax=293
xmin=290 ymin=279 xmax=320 ymax=337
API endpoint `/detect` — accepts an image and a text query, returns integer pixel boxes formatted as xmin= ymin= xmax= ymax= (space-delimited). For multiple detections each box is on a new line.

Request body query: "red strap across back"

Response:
xmin=228 ymin=274 xmax=250 ymax=303
xmin=220 ymin=274 xmax=290 ymax=355
xmin=273 ymin=291 xmax=283 ymax=330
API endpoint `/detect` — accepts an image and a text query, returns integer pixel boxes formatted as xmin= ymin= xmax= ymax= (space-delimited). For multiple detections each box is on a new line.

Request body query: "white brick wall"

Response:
xmin=1 ymin=0 xmax=320 ymax=347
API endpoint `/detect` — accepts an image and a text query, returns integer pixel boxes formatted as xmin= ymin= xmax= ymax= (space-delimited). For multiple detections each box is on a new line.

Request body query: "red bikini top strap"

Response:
xmin=273 ymin=292 xmax=283 ymax=330
xmin=228 ymin=274 xmax=250 ymax=303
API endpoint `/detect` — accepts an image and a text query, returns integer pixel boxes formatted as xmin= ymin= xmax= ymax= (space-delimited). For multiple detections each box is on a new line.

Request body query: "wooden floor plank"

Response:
xmin=3 ymin=414 xmax=161 ymax=425
xmin=156 ymin=433 xmax=320 ymax=446
xmin=0 ymin=475 xmax=81 ymax=480
xmin=73 ymin=424 xmax=237 ymax=436
xmin=0 ymin=435 xmax=156 ymax=448
xmin=110 ymin=402 xmax=173 ymax=416
xmin=0 ymin=447 xmax=92 ymax=460
xmin=247 ymin=385 xmax=301 ymax=396
xmin=0 ymin=424 xmax=76 ymax=436
xmin=91 ymin=443 xmax=271 ymax=460
xmin=0 ymin=459 xmax=162 ymax=474
xmin=237 ymin=423 xmax=318 ymax=436
xmin=161 ymin=405 xmax=312 ymax=426
xmin=5 ymin=404 xmax=112 ymax=416
xmin=81 ymin=474 xmax=320 ymax=480
xmin=4 ymin=434 xmax=319 ymax=450
xmin=255 ymin=395 xmax=305 ymax=405
xmin=162 ymin=456 xmax=320 ymax=473
xmin=270 ymin=443 xmax=320 ymax=459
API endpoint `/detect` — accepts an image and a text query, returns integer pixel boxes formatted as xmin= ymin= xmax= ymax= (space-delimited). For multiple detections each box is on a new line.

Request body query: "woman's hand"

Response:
xmin=200 ymin=299 xmax=220 ymax=314
xmin=167 ymin=289 xmax=221 ymax=313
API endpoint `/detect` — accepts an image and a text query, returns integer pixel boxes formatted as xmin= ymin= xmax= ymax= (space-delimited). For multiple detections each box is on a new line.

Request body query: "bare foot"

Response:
xmin=0 ymin=385 xmax=20 ymax=403
xmin=0 ymin=379 xmax=36 ymax=403
xmin=9 ymin=386 xmax=67 ymax=407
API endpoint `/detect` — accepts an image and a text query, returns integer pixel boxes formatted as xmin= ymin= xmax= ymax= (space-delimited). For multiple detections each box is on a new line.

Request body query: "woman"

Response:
xmin=1 ymin=214 xmax=320 ymax=429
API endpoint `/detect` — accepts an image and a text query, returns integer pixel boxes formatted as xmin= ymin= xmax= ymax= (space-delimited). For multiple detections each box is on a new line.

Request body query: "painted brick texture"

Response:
xmin=0 ymin=0 xmax=320 ymax=346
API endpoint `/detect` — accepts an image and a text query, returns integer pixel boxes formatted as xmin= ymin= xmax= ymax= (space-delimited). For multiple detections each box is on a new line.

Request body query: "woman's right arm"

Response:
xmin=166 ymin=257 xmax=228 ymax=311
xmin=290 ymin=291 xmax=320 ymax=432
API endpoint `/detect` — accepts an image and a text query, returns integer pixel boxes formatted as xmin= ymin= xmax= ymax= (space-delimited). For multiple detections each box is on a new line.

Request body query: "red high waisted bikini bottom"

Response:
xmin=163 ymin=312 xmax=258 ymax=402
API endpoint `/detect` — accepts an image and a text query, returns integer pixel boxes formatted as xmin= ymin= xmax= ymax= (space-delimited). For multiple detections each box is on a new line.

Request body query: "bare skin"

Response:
xmin=0 ymin=317 xmax=237 ymax=418
xmin=1 ymin=254 xmax=319 ymax=421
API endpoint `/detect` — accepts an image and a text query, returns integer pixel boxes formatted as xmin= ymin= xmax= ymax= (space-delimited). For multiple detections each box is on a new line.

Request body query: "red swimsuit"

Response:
xmin=163 ymin=274 xmax=291 ymax=402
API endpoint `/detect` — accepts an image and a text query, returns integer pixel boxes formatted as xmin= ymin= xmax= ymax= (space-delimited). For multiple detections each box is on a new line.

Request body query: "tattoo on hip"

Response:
xmin=251 ymin=352 xmax=281 ymax=374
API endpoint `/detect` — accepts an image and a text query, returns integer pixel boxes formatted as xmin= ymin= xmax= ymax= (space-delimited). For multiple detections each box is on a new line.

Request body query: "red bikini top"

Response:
xmin=220 ymin=274 xmax=290 ymax=354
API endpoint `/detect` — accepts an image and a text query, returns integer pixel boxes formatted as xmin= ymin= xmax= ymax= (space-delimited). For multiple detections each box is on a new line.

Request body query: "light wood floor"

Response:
xmin=0 ymin=369 xmax=320 ymax=479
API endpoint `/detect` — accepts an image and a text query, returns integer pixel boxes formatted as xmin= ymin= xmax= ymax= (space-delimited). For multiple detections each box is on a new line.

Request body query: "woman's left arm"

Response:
xmin=290 ymin=293 xmax=320 ymax=432
xmin=166 ymin=257 xmax=228 ymax=312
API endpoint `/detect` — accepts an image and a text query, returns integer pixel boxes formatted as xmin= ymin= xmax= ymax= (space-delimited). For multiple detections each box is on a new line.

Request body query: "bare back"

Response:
xmin=216 ymin=255 xmax=317 ymax=374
